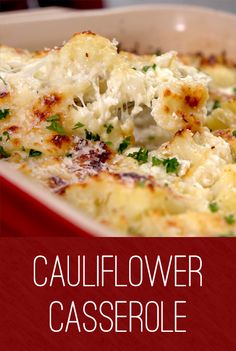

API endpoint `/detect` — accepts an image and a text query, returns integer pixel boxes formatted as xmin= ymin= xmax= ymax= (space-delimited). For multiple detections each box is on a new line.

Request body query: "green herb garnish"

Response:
xmin=73 ymin=122 xmax=85 ymax=130
xmin=232 ymin=130 xmax=236 ymax=137
xmin=152 ymin=157 xmax=180 ymax=174
xmin=105 ymin=124 xmax=113 ymax=134
xmin=155 ymin=49 xmax=162 ymax=56
xmin=0 ymin=145 xmax=10 ymax=158
xmin=46 ymin=115 xmax=66 ymax=135
xmin=142 ymin=65 xmax=150 ymax=73
xmin=46 ymin=114 xmax=60 ymax=122
xmin=142 ymin=64 xmax=157 ymax=73
xmin=152 ymin=156 xmax=163 ymax=166
xmin=47 ymin=121 xmax=66 ymax=134
xmin=163 ymin=158 xmax=180 ymax=173
xmin=65 ymin=152 xmax=73 ymax=158
xmin=105 ymin=141 xmax=113 ymax=147
xmin=85 ymin=129 xmax=100 ymax=141
xmin=29 ymin=149 xmax=42 ymax=157
xmin=233 ymin=87 xmax=236 ymax=94
xmin=225 ymin=214 xmax=235 ymax=225
xmin=3 ymin=131 xmax=10 ymax=141
xmin=0 ymin=109 xmax=10 ymax=120
xmin=209 ymin=202 xmax=219 ymax=213
xmin=128 ymin=147 xmax=149 ymax=165
xmin=118 ymin=136 xmax=131 ymax=154
xmin=212 ymin=100 xmax=221 ymax=110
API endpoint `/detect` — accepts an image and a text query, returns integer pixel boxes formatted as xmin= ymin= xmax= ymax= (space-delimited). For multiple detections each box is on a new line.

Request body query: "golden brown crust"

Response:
xmin=0 ymin=33 xmax=235 ymax=237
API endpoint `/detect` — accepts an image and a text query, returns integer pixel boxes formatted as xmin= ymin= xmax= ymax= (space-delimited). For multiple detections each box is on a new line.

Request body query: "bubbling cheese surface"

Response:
xmin=0 ymin=32 xmax=235 ymax=236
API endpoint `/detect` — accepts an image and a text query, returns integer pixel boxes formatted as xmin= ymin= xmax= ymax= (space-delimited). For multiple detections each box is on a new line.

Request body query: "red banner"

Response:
xmin=0 ymin=238 xmax=235 ymax=350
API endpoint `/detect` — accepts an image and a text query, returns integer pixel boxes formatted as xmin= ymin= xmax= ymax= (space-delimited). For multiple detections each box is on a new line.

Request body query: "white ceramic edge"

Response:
xmin=1 ymin=4 xmax=235 ymax=24
xmin=0 ymin=162 xmax=122 ymax=237
xmin=1 ymin=4 xmax=236 ymax=59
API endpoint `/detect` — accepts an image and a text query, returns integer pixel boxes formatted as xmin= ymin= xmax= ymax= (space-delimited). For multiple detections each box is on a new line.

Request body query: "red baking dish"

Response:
xmin=0 ymin=163 xmax=118 ymax=237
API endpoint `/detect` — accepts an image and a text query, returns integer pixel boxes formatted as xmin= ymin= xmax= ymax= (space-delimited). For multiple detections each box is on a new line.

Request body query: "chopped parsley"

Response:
xmin=65 ymin=152 xmax=73 ymax=158
xmin=46 ymin=114 xmax=66 ymax=135
xmin=118 ymin=136 xmax=131 ymax=154
xmin=46 ymin=114 xmax=60 ymax=122
xmin=142 ymin=65 xmax=150 ymax=73
xmin=233 ymin=87 xmax=236 ymax=94
xmin=105 ymin=141 xmax=113 ymax=147
xmin=0 ymin=145 xmax=10 ymax=158
xmin=85 ymin=129 xmax=100 ymax=141
xmin=208 ymin=202 xmax=219 ymax=213
xmin=232 ymin=130 xmax=236 ymax=137
xmin=105 ymin=124 xmax=114 ymax=134
xmin=212 ymin=100 xmax=221 ymax=110
xmin=47 ymin=121 xmax=66 ymax=135
xmin=152 ymin=156 xmax=163 ymax=166
xmin=3 ymin=131 xmax=10 ymax=141
xmin=163 ymin=158 xmax=180 ymax=173
xmin=73 ymin=122 xmax=84 ymax=130
xmin=29 ymin=149 xmax=42 ymax=157
xmin=152 ymin=156 xmax=180 ymax=174
xmin=0 ymin=109 xmax=10 ymax=120
xmin=128 ymin=147 xmax=149 ymax=165
xmin=0 ymin=131 xmax=10 ymax=142
xmin=152 ymin=63 xmax=157 ymax=70
xmin=142 ymin=63 xmax=157 ymax=73
xmin=224 ymin=214 xmax=235 ymax=225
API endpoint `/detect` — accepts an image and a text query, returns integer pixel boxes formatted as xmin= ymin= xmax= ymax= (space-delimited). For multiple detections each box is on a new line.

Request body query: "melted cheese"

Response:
xmin=0 ymin=33 xmax=235 ymax=237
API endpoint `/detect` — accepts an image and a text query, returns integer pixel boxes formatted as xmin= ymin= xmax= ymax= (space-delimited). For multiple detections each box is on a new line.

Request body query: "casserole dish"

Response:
xmin=0 ymin=5 xmax=236 ymax=237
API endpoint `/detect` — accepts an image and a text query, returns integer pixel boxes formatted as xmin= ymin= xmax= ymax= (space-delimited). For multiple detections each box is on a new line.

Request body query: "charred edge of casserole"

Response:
xmin=33 ymin=93 xmax=62 ymax=121
xmin=74 ymin=139 xmax=113 ymax=161
xmin=113 ymin=172 xmax=155 ymax=190
xmin=7 ymin=125 xmax=19 ymax=133
xmin=0 ymin=91 xmax=9 ymax=99
xmin=48 ymin=176 xmax=68 ymax=195
xmin=180 ymin=51 xmax=236 ymax=68
xmin=51 ymin=135 xmax=70 ymax=148
xmin=214 ymin=129 xmax=236 ymax=141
